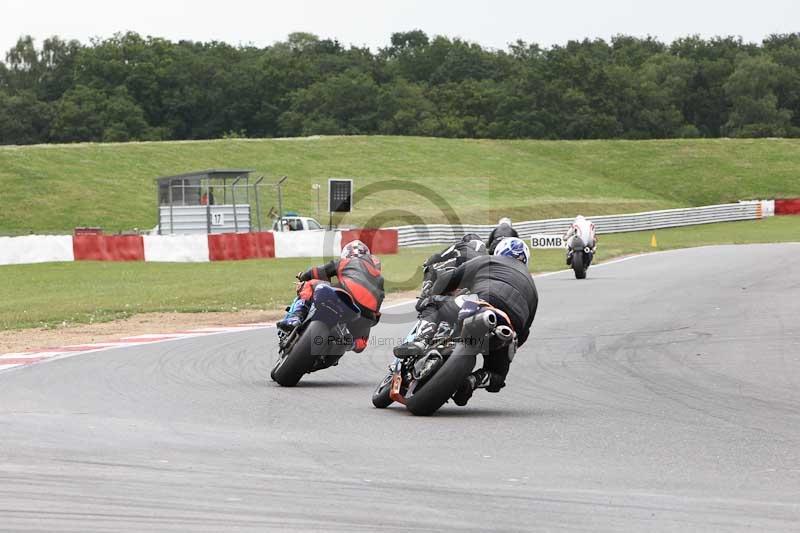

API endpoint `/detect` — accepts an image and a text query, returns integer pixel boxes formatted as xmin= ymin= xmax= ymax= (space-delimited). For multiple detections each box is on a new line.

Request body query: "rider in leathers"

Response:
xmin=396 ymin=237 xmax=538 ymax=406
xmin=277 ymin=240 xmax=384 ymax=353
xmin=486 ymin=217 xmax=519 ymax=254
xmin=563 ymin=214 xmax=597 ymax=265
xmin=418 ymin=233 xmax=487 ymax=305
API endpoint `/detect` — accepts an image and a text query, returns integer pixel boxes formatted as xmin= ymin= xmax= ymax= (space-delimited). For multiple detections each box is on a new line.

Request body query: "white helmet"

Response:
xmin=575 ymin=215 xmax=586 ymax=223
xmin=340 ymin=239 xmax=370 ymax=259
xmin=493 ymin=237 xmax=530 ymax=265
xmin=498 ymin=217 xmax=512 ymax=227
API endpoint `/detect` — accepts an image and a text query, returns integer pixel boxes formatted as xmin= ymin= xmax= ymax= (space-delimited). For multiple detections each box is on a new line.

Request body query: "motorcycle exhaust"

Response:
xmin=478 ymin=310 xmax=497 ymax=329
xmin=462 ymin=309 xmax=496 ymax=329
xmin=494 ymin=325 xmax=514 ymax=343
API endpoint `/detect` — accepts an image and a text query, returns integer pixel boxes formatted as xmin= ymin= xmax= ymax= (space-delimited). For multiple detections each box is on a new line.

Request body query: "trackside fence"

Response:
xmin=393 ymin=201 xmax=768 ymax=247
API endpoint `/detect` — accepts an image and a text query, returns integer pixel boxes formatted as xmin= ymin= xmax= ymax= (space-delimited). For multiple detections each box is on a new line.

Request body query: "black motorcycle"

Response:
xmin=271 ymin=284 xmax=360 ymax=387
xmin=372 ymin=299 xmax=516 ymax=416
xmin=566 ymin=235 xmax=594 ymax=279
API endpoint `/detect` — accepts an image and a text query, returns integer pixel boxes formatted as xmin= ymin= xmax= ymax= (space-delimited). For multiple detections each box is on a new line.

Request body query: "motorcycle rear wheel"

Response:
xmin=405 ymin=351 xmax=477 ymax=416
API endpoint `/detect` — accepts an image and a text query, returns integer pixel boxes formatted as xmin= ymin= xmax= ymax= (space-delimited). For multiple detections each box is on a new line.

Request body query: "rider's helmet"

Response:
xmin=498 ymin=217 xmax=512 ymax=227
xmin=461 ymin=233 xmax=482 ymax=242
xmin=575 ymin=215 xmax=586 ymax=223
xmin=340 ymin=239 xmax=370 ymax=259
xmin=493 ymin=237 xmax=530 ymax=265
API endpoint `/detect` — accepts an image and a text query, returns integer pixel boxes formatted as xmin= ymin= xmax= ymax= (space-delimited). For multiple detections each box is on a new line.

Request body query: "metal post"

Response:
xmin=205 ymin=178 xmax=211 ymax=234
xmin=157 ymin=184 xmax=162 ymax=235
xmin=276 ymin=176 xmax=288 ymax=231
xmin=231 ymin=177 xmax=241 ymax=233
xmin=312 ymin=183 xmax=321 ymax=220
xmin=254 ymin=177 xmax=264 ymax=232
xmin=277 ymin=187 xmax=283 ymax=231
xmin=168 ymin=179 xmax=174 ymax=235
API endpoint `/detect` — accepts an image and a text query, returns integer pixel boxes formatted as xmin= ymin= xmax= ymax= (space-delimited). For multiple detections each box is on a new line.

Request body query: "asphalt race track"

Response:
xmin=1 ymin=243 xmax=799 ymax=532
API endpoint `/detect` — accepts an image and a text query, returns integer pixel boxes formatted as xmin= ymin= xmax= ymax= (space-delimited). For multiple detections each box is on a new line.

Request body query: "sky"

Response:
xmin=2 ymin=0 xmax=799 ymax=54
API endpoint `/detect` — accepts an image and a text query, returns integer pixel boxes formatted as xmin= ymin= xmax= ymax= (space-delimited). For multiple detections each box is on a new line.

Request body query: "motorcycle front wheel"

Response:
xmin=572 ymin=250 xmax=587 ymax=279
xmin=371 ymin=373 xmax=394 ymax=408
xmin=271 ymin=320 xmax=330 ymax=387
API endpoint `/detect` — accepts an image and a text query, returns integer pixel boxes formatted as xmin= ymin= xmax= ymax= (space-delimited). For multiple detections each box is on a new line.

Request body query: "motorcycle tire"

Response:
xmin=405 ymin=351 xmax=477 ymax=416
xmin=371 ymin=374 xmax=394 ymax=408
xmin=271 ymin=320 xmax=330 ymax=387
xmin=572 ymin=250 xmax=587 ymax=279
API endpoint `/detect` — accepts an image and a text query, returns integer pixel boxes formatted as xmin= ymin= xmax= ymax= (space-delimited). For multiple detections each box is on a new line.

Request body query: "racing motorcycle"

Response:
xmin=566 ymin=235 xmax=594 ymax=279
xmin=372 ymin=299 xmax=516 ymax=416
xmin=271 ymin=283 xmax=360 ymax=387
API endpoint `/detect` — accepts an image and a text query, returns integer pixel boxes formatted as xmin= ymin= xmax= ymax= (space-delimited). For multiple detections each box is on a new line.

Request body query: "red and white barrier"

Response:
xmin=273 ymin=230 xmax=339 ymax=258
xmin=0 ymin=235 xmax=74 ymax=265
xmin=0 ymin=229 xmax=398 ymax=265
xmin=775 ymin=198 xmax=800 ymax=215
xmin=72 ymin=235 xmax=145 ymax=261
xmin=340 ymin=229 xmax=399 ymax=255
xmin=143 ymin=234 xmax=210 ymax=262
xmin=208 ymin=232 xmax=275 ymax=261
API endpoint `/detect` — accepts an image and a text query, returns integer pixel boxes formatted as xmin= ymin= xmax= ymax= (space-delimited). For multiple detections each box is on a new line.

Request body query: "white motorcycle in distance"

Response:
xmin=564 ymin=216 xmax=596 ymax=279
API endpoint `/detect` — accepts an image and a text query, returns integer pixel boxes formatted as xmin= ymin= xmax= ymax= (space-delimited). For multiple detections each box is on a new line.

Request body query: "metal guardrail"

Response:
xmin=393 ymin=202 xmax=763 ymax=247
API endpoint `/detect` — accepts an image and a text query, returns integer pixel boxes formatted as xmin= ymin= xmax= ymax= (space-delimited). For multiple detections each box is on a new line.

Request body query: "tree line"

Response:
xmin=2 ymin=30 xmax=800 ymax=144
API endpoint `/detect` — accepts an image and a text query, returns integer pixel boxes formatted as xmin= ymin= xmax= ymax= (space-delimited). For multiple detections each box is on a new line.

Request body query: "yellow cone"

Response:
xmin=650 ymin=233 xmax=658 ymax=248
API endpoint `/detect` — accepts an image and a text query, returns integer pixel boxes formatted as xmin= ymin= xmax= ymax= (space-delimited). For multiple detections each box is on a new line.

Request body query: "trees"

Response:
xmin=50 ymin=85 xmax=155 ymax=142
xmin=279 ymin=69 xmax=380 ymax=135
xmin=724 ymin=55 xmax=792 ymax=137
xmin=0 ymin=90 xmax=52 ymax=144
xmin=0 ymin=31 xmax=798 ymax=144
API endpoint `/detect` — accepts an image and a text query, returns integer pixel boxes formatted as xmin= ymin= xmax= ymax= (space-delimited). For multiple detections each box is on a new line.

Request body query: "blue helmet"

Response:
xmin=493 ymin=237 xmax=530 ymax=265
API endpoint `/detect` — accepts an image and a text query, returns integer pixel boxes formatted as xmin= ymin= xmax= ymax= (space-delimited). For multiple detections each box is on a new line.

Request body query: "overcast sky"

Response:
xmin=2 ymin=0 xmax=799 ymax=55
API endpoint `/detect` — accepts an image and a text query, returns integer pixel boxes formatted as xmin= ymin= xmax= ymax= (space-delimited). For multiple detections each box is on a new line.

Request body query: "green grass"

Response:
xmin=1 ymin=217 xmax=797 ymax=331
xmin=2 ymin=136 xmax=800 ymax=234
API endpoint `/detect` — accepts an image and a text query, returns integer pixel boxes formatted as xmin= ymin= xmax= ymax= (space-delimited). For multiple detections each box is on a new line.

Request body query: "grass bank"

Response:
xmin=2 ymin=136 xmax=800 ymax=234
xmin=1 ymin=217 xmax=797 ymax=331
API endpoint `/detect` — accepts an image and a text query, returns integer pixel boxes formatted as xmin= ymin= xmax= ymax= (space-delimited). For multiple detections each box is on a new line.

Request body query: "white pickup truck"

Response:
xmin=271 ymin=215 xmax=324 ymax=232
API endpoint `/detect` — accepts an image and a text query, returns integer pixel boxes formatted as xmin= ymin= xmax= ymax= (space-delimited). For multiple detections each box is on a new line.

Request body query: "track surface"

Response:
xmin=1 ymin=244 xmax=799 ymax=532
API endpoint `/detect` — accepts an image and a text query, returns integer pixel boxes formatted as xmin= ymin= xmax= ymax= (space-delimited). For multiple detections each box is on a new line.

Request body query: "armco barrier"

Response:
xmin=0 ymin=235 xmax=75 ymax=265
xmin=73 ymin=235 xmax=145 ymax=261
xmin=208 ymin=232 xmax=275 ymax=261
xmin=394 ymin=202 xmax=764 ymax=247
xmin=340 ymin=229 xmax=399 ymax=255
xmin=775 ymin=198 xmax=800 ymax=215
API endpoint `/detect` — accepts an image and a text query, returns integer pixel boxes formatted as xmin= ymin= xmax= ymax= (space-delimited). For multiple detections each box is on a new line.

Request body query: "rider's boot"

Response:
xmin=393 ymin=320 xmax=437 ymax=358
xmin=276 ymin=297 xmax=311 ymax=332
xmin=452 ymin=369 xmax=492 ymax=406
xmin=351 ymin=336 xmax=369 ymax=353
